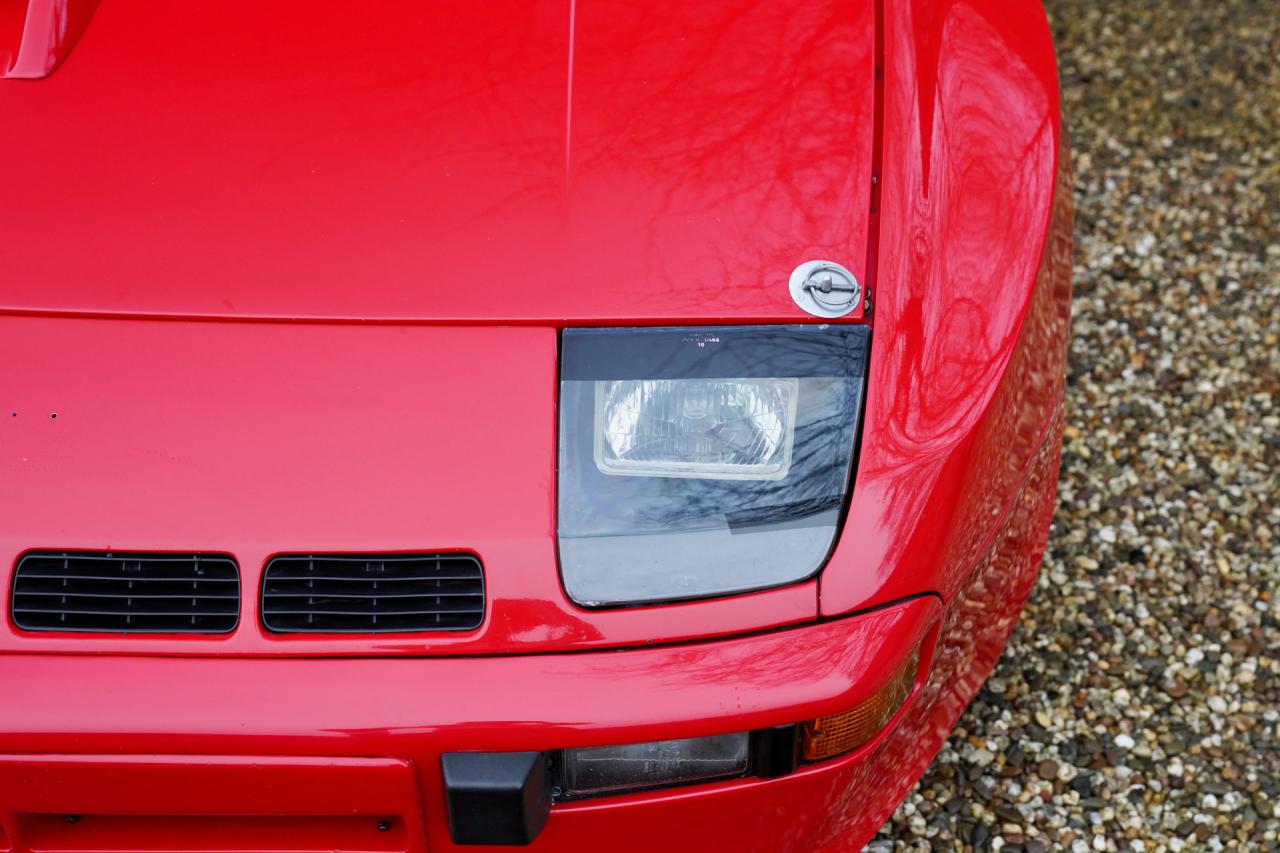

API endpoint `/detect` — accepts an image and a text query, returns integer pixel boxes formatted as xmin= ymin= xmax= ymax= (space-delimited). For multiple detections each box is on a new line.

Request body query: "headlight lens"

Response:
xmin=558 ymin=325 xmax=869 ymax=606
xmin=595 ymin=377 xmax=799 ymax=480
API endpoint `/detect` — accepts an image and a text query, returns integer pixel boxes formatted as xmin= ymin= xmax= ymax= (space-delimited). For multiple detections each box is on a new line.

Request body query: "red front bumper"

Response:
xmin=0 ymin=596 xmax=943 ymax=853
xmin=0 ymin=395 xmax=1062 ymax=853
xmin=0 ymin=379 xmax=1064 ymax=853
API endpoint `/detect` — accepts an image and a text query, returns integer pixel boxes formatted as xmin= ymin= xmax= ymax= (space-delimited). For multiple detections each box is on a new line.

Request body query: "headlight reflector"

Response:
xmin=595 ymin=378 xmax=799 ymax=480
xmin=558 ymin=325 xmax=869 ymax=606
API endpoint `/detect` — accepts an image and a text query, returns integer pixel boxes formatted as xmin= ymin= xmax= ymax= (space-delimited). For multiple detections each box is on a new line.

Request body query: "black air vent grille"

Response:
xmin=11 ymin=551 xmax=240 ymax=633
xmin=261 ymin=554 xmax=485 ymax=633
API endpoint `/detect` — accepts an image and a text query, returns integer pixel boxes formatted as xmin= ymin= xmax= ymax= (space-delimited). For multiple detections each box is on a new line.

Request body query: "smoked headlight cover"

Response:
xmin=558 ymin=325 xmax=870 ymax=606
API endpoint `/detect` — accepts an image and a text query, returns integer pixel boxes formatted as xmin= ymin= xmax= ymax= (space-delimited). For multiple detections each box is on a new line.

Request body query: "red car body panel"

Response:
xmin=822 ymin=0 xmax=1071 ymax=616
xmin=0 ymin=0 xmax=99 ymax=80
xmin=0 ymin=318 xmax=819 ymax=656
xmin=0 ymin=756 xmax=427 ymax=852
xmin=0 ymin=0 xmax=1071 ymax=849
xmin=0 ymin=0 xmax=871 ymax=325
xmin=0 ymin=418 xmax=1062 ymax=852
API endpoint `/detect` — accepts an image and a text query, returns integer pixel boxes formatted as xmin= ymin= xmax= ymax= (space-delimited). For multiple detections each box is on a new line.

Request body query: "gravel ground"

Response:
xmin=872 ymin=1 xmax=1279 ymax=850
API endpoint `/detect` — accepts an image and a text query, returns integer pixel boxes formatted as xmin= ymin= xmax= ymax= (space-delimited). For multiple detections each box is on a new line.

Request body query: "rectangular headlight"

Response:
xmin=594 ymin=378 xmax=799 ymax=480
xmin=558 ymin=325 xmax=870 ymax=606
xmin=558 ymin=733 xmax=750 ymax=799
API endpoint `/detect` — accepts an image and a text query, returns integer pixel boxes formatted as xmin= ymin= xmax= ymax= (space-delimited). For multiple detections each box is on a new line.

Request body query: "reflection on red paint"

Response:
xmin=0 ymin=0 xmax=98 ymax=79
xmin=0 ymin=0 xmax=873 ymax=324
xmin=820 ymin=0 xmax=1070 ymax=616
xmin=0 ymin=0 xmax=1073 ymax=847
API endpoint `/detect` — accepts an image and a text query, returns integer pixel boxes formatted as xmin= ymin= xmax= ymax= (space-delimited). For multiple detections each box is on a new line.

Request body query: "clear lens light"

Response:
xmin=561 ymin=733 xmax=749 ymax=799
xmin=594 ymin=378 xmax=798 ymax=480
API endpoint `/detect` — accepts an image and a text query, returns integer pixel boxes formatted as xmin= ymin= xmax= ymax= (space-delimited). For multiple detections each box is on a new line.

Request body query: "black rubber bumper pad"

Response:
xmin=440 ymin=751 xmax=552 ymax=846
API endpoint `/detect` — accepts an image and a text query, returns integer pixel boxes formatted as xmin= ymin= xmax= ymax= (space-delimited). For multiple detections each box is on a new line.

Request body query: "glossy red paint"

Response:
xmin=0 ymin=0 xmax=1069 ymax=656
xmin=0 ymin=0 xmax=1072 ymax=847
xmin=819 ymin=0 xmax=1072 ymax=616
xmin=0 ymin=596 xmax=943 ymax=852
xmin=0 ymin=0 xmax=99 ymax=79
xmin=0 ymin=755 xmax=425 ymax=851
xmin=0 ymin=416 xmax=1060 ymax=850
xmin=0 ymin=0 xmax=871 ymax=325
xmin=0 ymin=317 xmax=817 ymax=656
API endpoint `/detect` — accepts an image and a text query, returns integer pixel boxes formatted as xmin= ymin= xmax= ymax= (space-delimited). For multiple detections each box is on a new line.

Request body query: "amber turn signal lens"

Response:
xmin=802 ymin=650 xmax=919 ymax=761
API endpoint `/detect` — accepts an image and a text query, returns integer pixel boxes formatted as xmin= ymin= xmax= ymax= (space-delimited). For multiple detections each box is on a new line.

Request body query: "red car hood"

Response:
xmin=0 ymin=0 xmax=875 ymax=323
